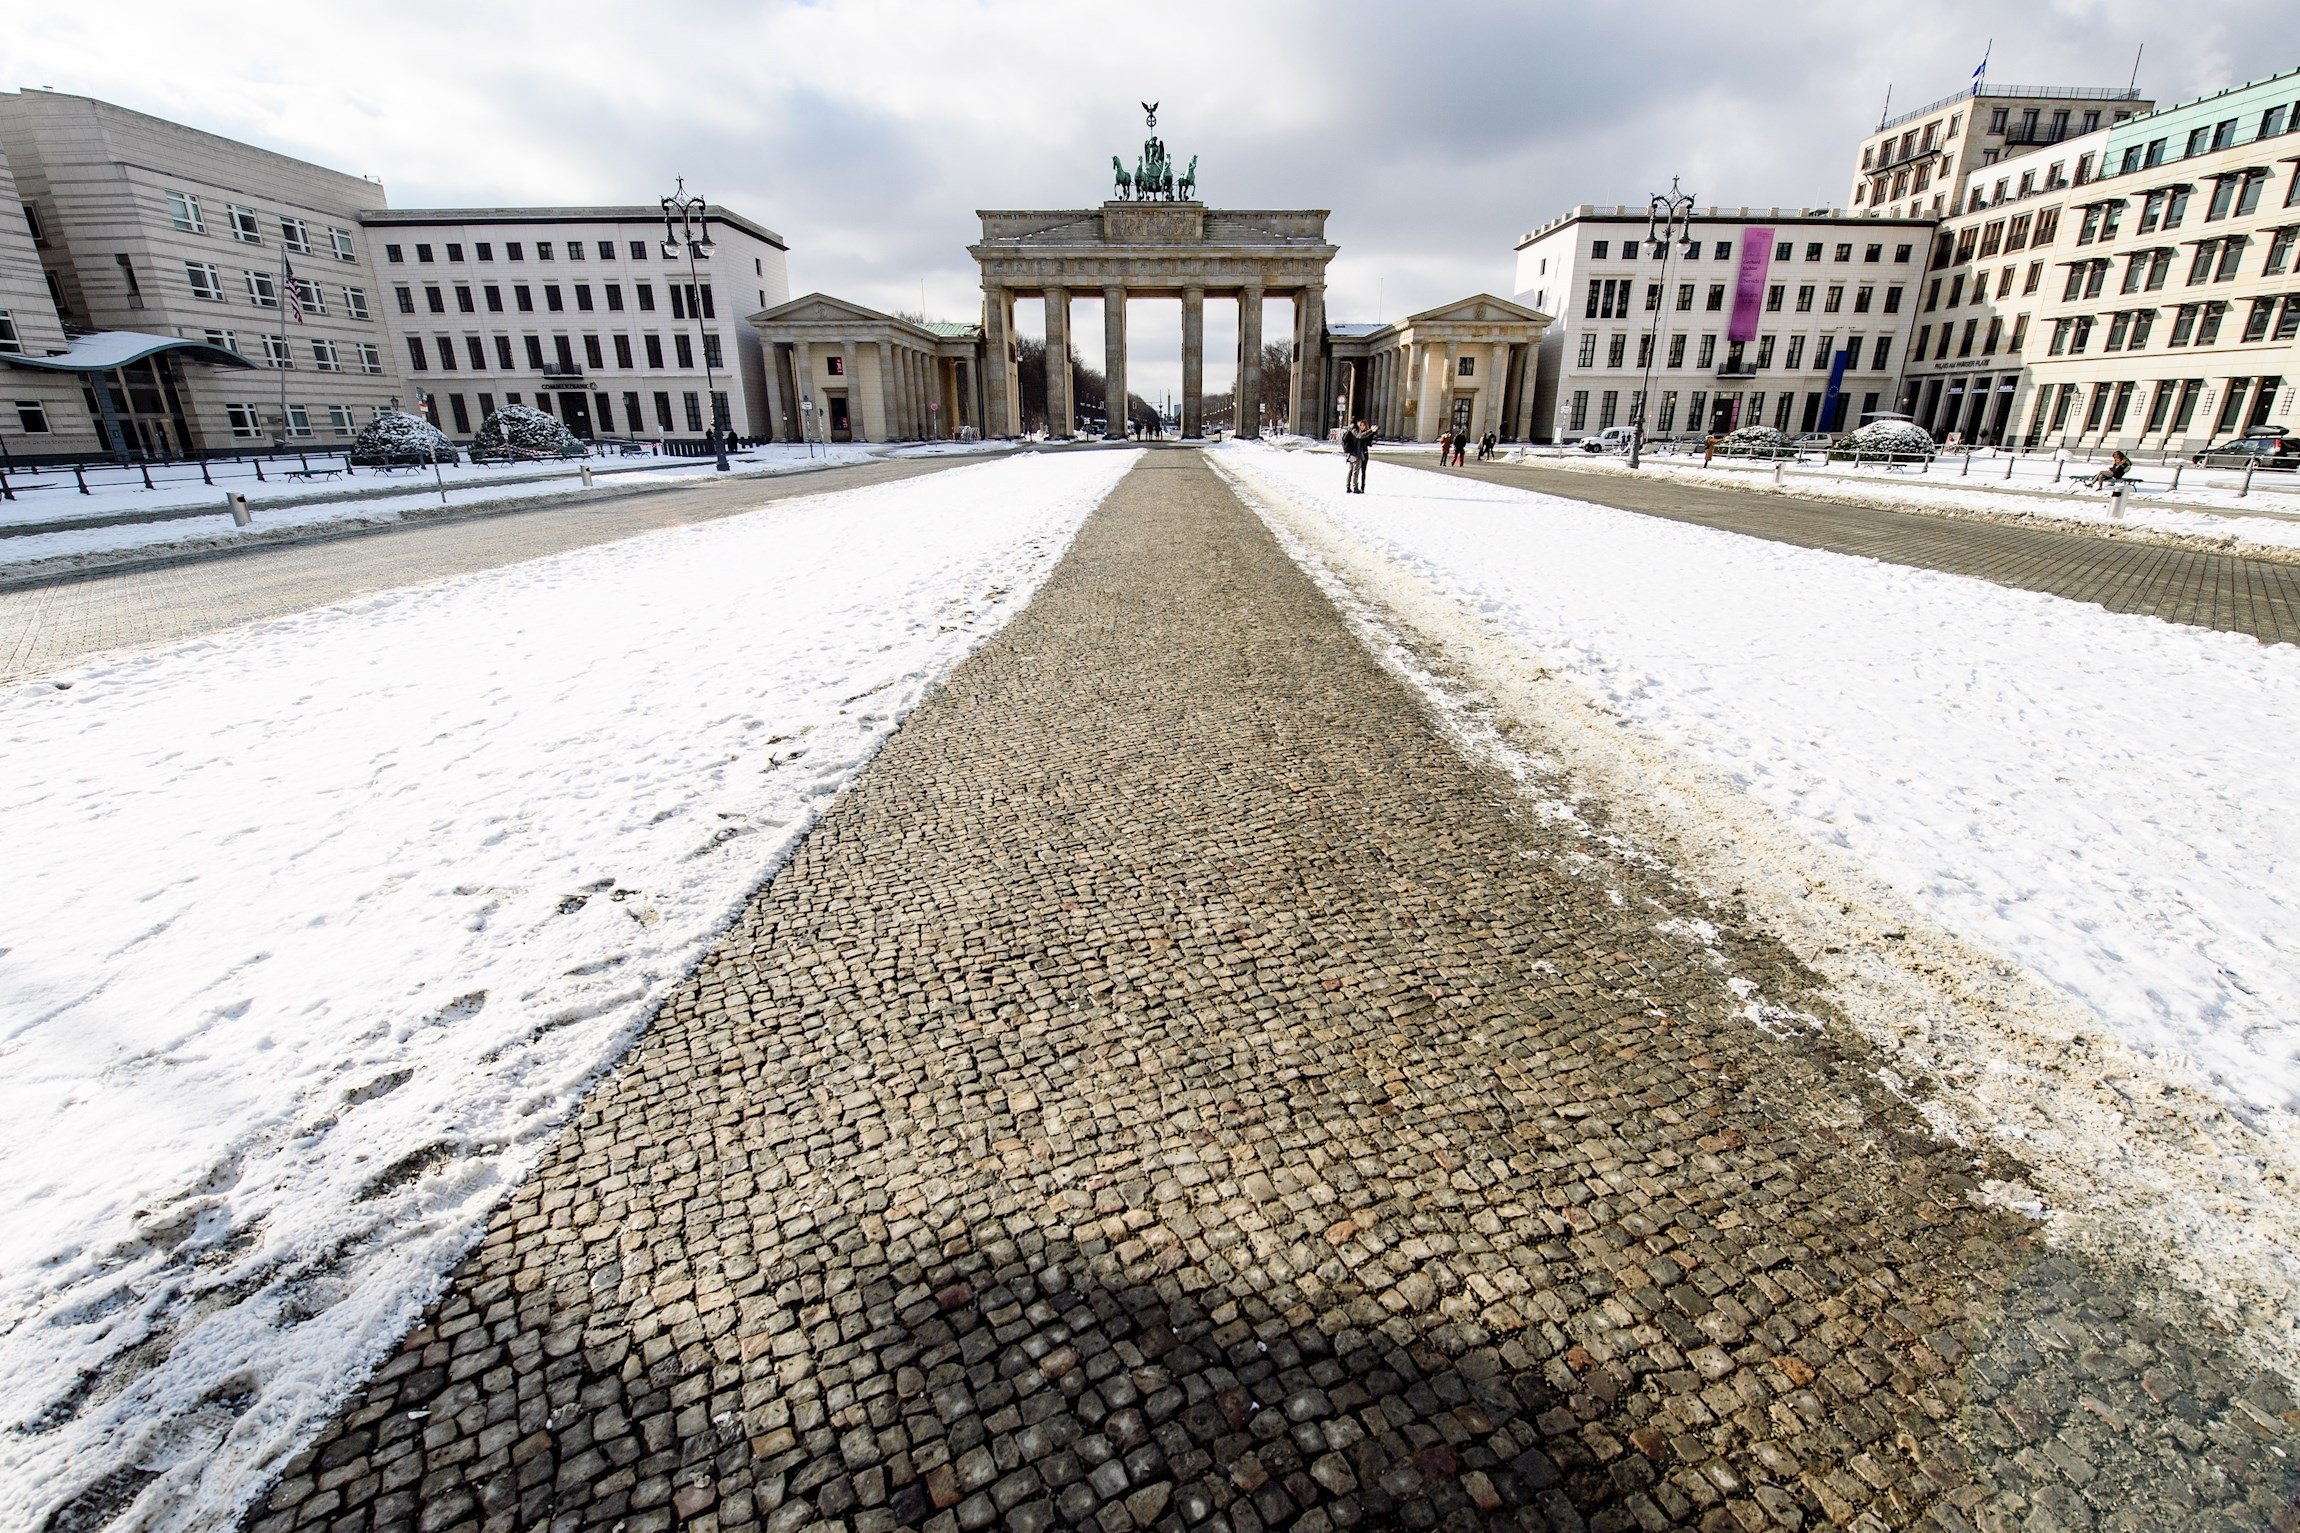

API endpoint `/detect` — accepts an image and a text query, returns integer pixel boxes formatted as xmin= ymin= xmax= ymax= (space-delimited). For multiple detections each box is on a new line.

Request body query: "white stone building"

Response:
xmin=0 ymin=88 xmax=411 ymax=461
xmin=358 ymin=208 xmax=789 ymax=443
xmin=1850 ymin=84 xmax=2153 ymax=221
xmin=1514 ymin=206 xmax=1931 ymax=443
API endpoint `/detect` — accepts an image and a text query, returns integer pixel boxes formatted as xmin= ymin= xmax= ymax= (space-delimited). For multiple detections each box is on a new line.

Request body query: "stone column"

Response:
xmin=900 ymin=346 xmax=918 ymax=438
xmin=1513 ymin=346 xmax=1537 ymax=442
xmin=759 ymin=340 xmax=787 ymax=443
xmin=982 ymin=285 xmax=1016 ymax=438
xmin=1480 ymin=342 xmax=1509 ymax=436
xmin=1181 ymin=285 xmax=1205 ymax=438
xmin=1237 ymin=283 xmax=1264 ymax=439
xmin=839 ymin=342 xmax=862 ymax=439
xmin=1291 ymin=284 xmax=1324 ymax=436
xmin=875 ymin=340 xmax=898 ymax=443
xmin=1102 ymin=286 xmax=1128 ymax=439
xmin=1044 ymin=287 xmax=1073 ymax=438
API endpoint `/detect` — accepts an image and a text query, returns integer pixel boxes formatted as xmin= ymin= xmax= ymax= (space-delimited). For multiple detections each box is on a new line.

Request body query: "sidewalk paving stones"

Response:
xmin=237 ymin=454 xmax=2297 ymax=1533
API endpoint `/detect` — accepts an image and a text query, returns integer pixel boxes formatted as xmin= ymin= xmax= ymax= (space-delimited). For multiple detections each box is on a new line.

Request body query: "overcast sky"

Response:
xmin=2 ymin=1 xmax=2283 ymax=403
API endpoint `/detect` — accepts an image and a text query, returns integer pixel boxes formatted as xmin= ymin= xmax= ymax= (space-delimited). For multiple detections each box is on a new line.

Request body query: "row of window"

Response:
xmin=1913 ymin=314 xmax=2029 ymax=361
xmin=1574 ymin=330 xmax=1895 ymax=373
xmin=385 ymin=238 xmax=663 ymax=266
xmin=400 ymin=329 xmax=725 ymax=374
xmin=0 ymin=308 xmax=18 ymax=353
xmin=2111 ymin=101 xmax=2300 ymax=179
xmin=1588 ymin=237 xmax=1914 ymax=266
xmin=165 ymin=191 xmax=357 ymax=260
xmin=220 ymin=402 xmax=371 ymax=438
xmin=1944 ymin=206 xmax=2064 ymax=267
xmin=198 ymin=329 xmax=386 ymax=373
xmin=392 ymin=278 xmax=715 ymax=319
xmin=422 ymin=388 xmax=729 ymax=438
xmin=180 ymin=261 xmax=372 ymax=318
xmin=2029 ymin=373 xmax=2283 ymax=442
xmin=1587 ymin=278 xmax=1906 ymax=321
xmin=2042 ymin=295 xmax=2300 ymax=354
xmin=1563 ymin=385 xmax=1870 ymax=437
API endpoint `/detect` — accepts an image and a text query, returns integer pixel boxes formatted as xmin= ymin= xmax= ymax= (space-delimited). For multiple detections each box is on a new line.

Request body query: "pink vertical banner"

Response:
xmin=1729 ymin=227 xmax=1774 ymax=344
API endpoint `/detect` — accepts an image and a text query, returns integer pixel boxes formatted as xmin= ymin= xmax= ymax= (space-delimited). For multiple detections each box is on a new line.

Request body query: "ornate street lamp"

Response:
xmin=661 ymin=177 xmax=729 ymax=472
xmin=1629 ymin=177 xmax=1698 ymax=470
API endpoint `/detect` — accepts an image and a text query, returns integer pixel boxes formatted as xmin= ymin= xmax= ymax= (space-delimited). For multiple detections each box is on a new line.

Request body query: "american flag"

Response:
xmin=282 ymin=260 xmax=304 ymax=323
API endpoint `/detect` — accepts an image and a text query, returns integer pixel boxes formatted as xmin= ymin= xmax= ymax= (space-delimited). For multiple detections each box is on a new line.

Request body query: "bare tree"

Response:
xmin=1259 ymin=341 xmax=1294 ymax=432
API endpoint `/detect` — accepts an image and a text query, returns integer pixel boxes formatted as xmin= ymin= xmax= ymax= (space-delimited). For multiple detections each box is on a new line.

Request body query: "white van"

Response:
xmin=1579 ymin=425 xmax=1637 ymax=454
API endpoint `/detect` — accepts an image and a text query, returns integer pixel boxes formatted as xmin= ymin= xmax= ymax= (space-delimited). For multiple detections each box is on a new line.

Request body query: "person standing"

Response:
xmin=1437 ymin=427 xmax=1453 ymax=466
xmin=1343 ymin=418 xmax=1373 ymax=493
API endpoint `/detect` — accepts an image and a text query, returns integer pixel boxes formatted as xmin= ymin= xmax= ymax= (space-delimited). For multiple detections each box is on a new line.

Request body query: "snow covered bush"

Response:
xmin=470 ymin=404 xmax=581 ymax=461
xmin=1717 ymin=425 xmax=1789 ymax=457
xmin=1831 ymin=419 xmax=1935 ymax=461
xmin=348 ymin=410 xmax=455 ymax=466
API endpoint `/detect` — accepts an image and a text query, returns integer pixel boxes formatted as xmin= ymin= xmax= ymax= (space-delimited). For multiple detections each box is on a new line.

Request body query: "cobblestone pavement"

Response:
xmin=239 ymin=454 xmax=2297 ymax=1533
xmin=1414 ymin=458 xmax=2300 ymax=647
xmin=0 ymin=456 xmax=974 ymax=683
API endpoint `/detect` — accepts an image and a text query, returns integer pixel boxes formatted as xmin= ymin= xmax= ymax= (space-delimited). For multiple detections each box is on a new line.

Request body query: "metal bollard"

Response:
xmin=2170 ymin=462 xmax=2183 ymax=490
xmin=2004 ymin=452 xmax=2016 ymax=480
xmin=1962 ymin=450 xmax=1972 ymax=477
xmin=0 ymin=469 xmax=11 ymax=502
xmin=1773 ymin=457 xmax=1784 ymax=485
xmin=199 ymin=459 xmax=213 ymax=485
xmin=253 ymin=458 xmax=266 ymax=482
xmin=225 ymin=491 xmax=250 ymax=526
xmin=2241 ymin=461 xmax=2255 ymax=498
xmin=74 ymin=465 xmax=89 ymax=495
xmin=139 ymin=461 xmax=154 ymax=490
xmin=2053 ymin=459 xmax=2064 ymax=483
xmin=580 ymin=463 xmax=594 ymax=488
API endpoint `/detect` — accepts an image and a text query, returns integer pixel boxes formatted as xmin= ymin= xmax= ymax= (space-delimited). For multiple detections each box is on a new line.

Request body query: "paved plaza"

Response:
xmin=0 ymin=456 xmax=977 ymax=683
xmin=242 ymin=455 xmax=2296 ymax=1533
xmin=1418 ymin=458 xmax=2300 ymax=647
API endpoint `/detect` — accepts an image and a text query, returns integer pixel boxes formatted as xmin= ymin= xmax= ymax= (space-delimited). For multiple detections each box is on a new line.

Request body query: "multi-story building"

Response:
xmin=357 ymin=208 xmax=789 ymax=442
xmin=1514 ymin=206 xmax=1930 ymax=443
xmin=1850 ymin=83 xmax=2152 ymax=221
xmin=0 ymin=88 xmax=410 ymax=458
xmin=0 ymin=129 xmax=94 ymax=459
xmin=1899 ymin=66 xmax=2300 ymax=449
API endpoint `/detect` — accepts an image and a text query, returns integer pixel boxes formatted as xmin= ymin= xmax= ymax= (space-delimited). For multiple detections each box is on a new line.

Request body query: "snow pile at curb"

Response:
xmin=1216 ymin=439 xmax=2300 ymax=1378
xmin=0 ymin=448 xmax=1139 ymax=1531
xmin=1516 ymin=450 xmax=2300 ymax=558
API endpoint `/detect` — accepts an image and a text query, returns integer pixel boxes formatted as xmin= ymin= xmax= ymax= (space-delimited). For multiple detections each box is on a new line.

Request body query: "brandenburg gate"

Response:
xmin=970 ymin=108 xmax=1336 ymax=440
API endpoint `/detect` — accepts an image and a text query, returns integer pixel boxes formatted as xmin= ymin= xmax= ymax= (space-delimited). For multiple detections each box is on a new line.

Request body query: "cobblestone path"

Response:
xmin=243 ymin=454 xmax=2297 ymax=1533
xmin=0 ymin=455 xmax=974 ymax=683
xmin=1416 ymin=458 xmax=2300 ymax=646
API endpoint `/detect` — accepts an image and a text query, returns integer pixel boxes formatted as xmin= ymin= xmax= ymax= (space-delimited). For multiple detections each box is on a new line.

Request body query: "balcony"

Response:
xmin=540 ymin=362 xmax=585 ymax=383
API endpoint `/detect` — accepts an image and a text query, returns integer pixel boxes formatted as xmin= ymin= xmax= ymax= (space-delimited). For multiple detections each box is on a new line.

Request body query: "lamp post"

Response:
xmin=1629 ymin=176 xmax=1698 ymax=471
xmin=661 ymin=177 xmax=729 ymax=472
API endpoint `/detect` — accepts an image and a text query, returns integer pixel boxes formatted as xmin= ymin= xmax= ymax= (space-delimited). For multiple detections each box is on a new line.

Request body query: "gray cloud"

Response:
xmin=4 ymin=0 xmax=2281 ymax=400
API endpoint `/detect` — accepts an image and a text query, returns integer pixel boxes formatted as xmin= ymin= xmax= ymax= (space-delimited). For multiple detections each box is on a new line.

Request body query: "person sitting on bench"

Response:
xmin=2083 ymin=449 xmax=2132 ymax=491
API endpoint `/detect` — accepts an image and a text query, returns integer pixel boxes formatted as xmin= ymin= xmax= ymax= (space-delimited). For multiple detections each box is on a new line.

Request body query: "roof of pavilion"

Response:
xmin=2 ymin=331 xmax=258 ymax=373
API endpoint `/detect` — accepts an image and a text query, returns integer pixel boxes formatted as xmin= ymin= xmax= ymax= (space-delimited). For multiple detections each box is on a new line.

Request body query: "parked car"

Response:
xmin=2191 ymin=429 xmax=2300 ymax=470
xmin=1579 ymin=425 xmax=1638 ymax=454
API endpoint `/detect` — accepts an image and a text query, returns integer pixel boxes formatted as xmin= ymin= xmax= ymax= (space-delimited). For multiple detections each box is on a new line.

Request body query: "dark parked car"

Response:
xmin=2191 ymin=429 xmax=2299 ymax=470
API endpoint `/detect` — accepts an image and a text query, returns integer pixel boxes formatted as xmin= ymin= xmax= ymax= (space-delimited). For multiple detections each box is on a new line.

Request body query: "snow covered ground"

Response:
xmin=0 ymin=448 xmax=1137 ymax=1531
xmin=1449 ymin=443 xmax=2300 ymax=555
xmin=0 ymin=441 xmax=1005 ymax=574
xmin=1219 ymin=441 xmax=2300 ymax=1367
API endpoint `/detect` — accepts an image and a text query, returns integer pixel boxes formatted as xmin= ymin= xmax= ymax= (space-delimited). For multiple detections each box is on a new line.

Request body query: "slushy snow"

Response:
xmin=1223 ymin=442 xmax=2300 ymax=1118
xmin=0 ymin=447 xmax=1138 ymax=1531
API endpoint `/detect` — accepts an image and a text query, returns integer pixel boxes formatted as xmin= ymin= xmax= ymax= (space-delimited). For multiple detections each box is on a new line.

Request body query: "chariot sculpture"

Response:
xmin=1112 ymin=102 xmax=1198 ymax=202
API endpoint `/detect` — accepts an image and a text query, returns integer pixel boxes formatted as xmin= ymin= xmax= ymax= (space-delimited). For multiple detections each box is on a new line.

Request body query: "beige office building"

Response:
xmin=359 ymin=207 xmax=789 ymax=442
xmin=1515 ymin=206 xmax=1929 ymax=443
xmin=1897 ymin=66 xmax=2300 ymax=449
xmin=1851 ymin=84 xmax=2152 ymax=221
xmin=0 ymin=88 xmax=411 ymax=459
